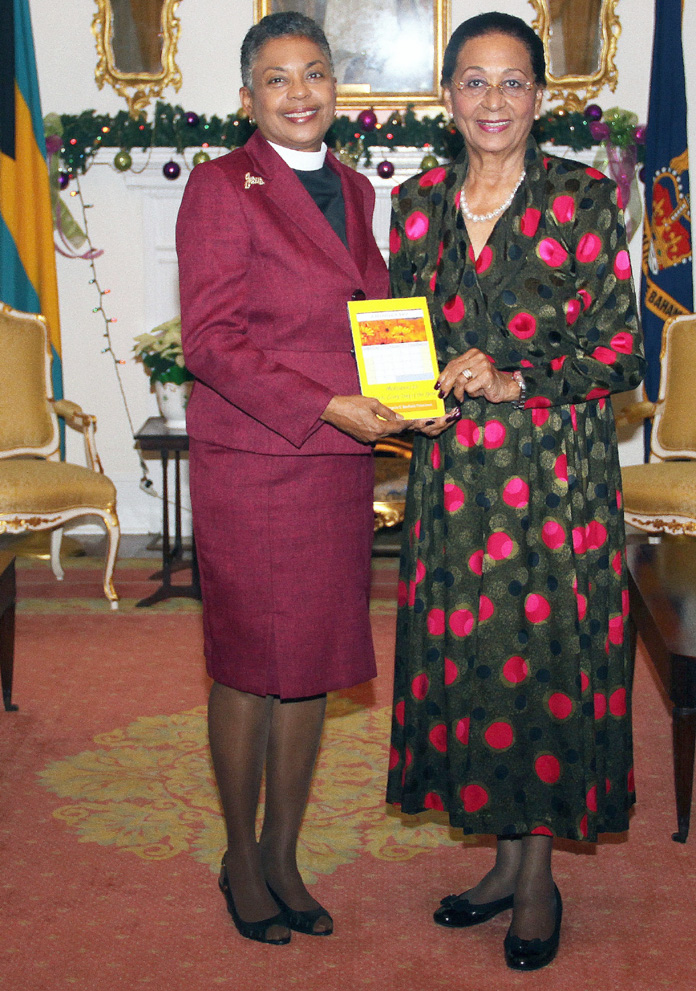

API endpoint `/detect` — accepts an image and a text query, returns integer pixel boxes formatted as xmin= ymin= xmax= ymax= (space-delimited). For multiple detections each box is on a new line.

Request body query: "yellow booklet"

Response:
xmin=347 ymin=297 xmax=445 ymax=420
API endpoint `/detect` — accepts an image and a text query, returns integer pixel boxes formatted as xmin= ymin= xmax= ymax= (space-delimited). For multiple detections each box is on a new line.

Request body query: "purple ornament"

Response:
xmin=377 ymin=159 xmax=394 ymax=179
xmin=163 ymin=160 xmax=181 ymax=180
xmin=588 ymin=121 xmax=611 ymax=142
xmin=58 ymin=170 xmax=70 ymax=190
xmin=584 ymin=104 xmax=602 ymax=122
xmin=357 ymin=108 xmax=377 ymax=132
xmin=185 ymin=111 xmax=200 ymax=128
xmin=45 ymin=134 xmax=62 ymax=155
xmin=634 ymin=125 xmax=646 ymax=145
xmin=638 ymin=166 xmax=646 ymax=183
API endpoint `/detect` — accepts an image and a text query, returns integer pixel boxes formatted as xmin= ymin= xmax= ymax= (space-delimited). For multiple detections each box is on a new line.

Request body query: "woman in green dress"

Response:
xmin=386 ymin=12 xmax=645 ymax=970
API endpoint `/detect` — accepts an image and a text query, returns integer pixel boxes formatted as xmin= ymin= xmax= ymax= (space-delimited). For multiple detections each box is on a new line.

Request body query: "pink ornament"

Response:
xmin=584 ymin=103 xmax=603 ymax=122
xmin=185 ymin=111 xmax=199 ymax=127
xmin=589 ymin=121 xmax=611 ymax=141
xmin=634 ymin=125 xmax=646 ymax=144
xmin=163 ymin=160 xmax=181 ymax=180
xmin=377 ymin=159 xmax=394 ymax=179
xmin=357 ymin=108 xmax=377 ymax=131
xmin=45 ymin=134 xmax=62 ymax=155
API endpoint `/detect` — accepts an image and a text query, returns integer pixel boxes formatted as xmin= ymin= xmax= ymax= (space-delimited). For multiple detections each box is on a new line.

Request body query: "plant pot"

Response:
xmin=154 ymin=380 xmax=192 ymax=429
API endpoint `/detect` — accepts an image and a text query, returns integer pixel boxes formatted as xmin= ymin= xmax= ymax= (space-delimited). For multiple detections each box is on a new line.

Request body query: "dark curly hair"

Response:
xmin=441 ymin=12 xmax=546 ymax=88
xmin=241 ymin=12 xmax=333 ymax=90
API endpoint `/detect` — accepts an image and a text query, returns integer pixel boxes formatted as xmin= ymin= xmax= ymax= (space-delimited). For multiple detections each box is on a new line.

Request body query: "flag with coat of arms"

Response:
xmin=640 ymin=0 xmax=692 ymax=440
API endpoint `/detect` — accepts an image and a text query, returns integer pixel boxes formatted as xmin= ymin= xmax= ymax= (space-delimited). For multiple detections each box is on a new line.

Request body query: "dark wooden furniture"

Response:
xmin=134 ymin=417 xmax=200 ymax=607
xmin=627 ymin=538 xmax=696 ymax=842
xmin=0 ymin=550 xmax=17 ymax=711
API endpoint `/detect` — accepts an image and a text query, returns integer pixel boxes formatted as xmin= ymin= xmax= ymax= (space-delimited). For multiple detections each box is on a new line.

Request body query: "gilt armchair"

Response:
xmin=619 ymin=313 xmax=696 ymax=536
xmin=0 ymin=303 xmax=120 ymax=607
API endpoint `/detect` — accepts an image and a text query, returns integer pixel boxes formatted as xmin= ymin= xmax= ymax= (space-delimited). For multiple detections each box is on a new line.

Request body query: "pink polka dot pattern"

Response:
xmin=537 ymin=238 xmax=568 ymax=267
xmin=462 ymin=784 xmax=489 ymax=812
xmin=443 ymin=295 xmax=465 ymax=323
xmin=508 ymin=312 xmax=537 ymax=339
xmin=552 ymin=195 xmax=576 ymax=223
xmin=405 ymin=211 xmax=429 ymax=240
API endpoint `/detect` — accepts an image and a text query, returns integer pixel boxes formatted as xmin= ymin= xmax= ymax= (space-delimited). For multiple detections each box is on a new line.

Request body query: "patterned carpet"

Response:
xmin=0 ymin=555 xmax=694 ymax=989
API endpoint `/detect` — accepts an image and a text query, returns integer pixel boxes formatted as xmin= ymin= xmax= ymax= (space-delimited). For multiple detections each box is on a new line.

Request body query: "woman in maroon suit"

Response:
xmin=177 ymin=12 xmax=418 ymax=945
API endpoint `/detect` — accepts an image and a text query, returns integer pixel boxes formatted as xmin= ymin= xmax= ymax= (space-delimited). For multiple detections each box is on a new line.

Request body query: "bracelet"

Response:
xmin=511 ymin=370 xmax=527 ymax=409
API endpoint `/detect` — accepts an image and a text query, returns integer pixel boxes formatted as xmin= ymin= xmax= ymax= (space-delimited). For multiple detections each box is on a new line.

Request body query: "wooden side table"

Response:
xmin=627 ymin=538 xmax=696 ymax=842
xmin=0 ymin=550 xmax=17 ymax=711
xmin=134 ymin=417 xmax=200 ymax=607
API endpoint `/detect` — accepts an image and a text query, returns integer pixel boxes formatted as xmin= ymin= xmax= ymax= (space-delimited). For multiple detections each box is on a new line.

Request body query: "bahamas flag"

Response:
xmin=0 ymin=0 xmax=63 ymax=402
xmin=641 ymin=0 xmax=692 ymax=424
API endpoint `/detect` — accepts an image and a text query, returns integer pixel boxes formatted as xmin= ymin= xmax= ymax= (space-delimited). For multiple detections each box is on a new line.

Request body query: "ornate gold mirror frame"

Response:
xmin=92 ymin=0 xmax=183 ymax=117
xmin=529 ymin=0 xmax=621 ymax=111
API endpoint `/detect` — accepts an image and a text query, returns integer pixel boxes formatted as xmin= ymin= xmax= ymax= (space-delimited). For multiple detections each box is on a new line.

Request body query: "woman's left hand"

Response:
xmin=436 ymin=349 xmax=520 ymax=405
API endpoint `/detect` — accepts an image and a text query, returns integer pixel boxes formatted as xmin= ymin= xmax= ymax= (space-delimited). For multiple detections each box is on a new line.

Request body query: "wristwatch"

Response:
xmin=511 ymin=370 xmax=527 ymax=409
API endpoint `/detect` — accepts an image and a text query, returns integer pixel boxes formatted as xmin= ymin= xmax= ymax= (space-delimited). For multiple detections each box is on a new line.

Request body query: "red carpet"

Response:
xmin=0 ymin=556 xmax=694 ymax=990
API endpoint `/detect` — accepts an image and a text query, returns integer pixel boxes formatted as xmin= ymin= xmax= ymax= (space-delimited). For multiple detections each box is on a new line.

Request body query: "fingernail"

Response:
xmin=425 ymin=419 xmax=435 ymax=426
xmin=438 ymin=390 xmax=444 ymax=398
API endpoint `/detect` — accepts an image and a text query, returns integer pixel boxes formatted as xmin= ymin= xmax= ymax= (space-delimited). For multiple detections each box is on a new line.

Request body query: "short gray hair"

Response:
xmin=241 ymin=12 xmax=333 ymax=90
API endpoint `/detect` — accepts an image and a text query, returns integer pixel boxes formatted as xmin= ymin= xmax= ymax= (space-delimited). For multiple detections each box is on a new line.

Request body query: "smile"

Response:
xmin=476 ymin=119 xmax=511 ymax=133
xmin=283 ymin=109 xmax=319 ymax=123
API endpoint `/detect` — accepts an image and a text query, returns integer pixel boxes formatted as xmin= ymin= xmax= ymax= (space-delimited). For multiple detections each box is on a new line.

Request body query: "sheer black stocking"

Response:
xmin=462 ymin=835 xmax=522 ymax=904
xmin=259 ymin=694 xmax=331 ymax=933
xmin=509 ymin=835 xmax=556 ymax=940
xmin=208 ymin=683 xmax=330 ymax=938
xmin=207 ymin=682 xmax=289 ymax=940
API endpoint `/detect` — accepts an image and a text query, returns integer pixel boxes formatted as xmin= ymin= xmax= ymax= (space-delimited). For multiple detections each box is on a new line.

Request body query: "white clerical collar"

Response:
xmin=268 ymin=140 xmax=327 ymax=171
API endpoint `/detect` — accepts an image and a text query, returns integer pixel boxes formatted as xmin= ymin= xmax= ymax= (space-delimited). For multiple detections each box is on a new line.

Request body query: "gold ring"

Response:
xmin=462 ymin=368 xmax=473 ymax=380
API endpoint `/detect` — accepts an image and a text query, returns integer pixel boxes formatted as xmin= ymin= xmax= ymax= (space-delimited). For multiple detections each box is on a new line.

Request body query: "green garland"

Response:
xmin=56 ymin=101 xmax=633 ymax=174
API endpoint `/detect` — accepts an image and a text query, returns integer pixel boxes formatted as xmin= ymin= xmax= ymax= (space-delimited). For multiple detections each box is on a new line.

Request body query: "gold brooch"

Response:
xmin=244 ymin=172 xmax=265 ymax=189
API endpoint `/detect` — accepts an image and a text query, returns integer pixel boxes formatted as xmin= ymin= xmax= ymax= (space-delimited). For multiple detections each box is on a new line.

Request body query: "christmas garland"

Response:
xmin=55 ymin=101 xmax=644 ymax=176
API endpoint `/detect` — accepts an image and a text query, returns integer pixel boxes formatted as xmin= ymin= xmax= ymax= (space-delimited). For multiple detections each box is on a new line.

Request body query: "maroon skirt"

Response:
xmin=189 ymin=439 xmax=376 ymax=698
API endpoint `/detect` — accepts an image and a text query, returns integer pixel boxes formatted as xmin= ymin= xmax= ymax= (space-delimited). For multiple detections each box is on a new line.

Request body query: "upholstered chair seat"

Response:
xmin=0 ymin=459 xmax=117 ymax=514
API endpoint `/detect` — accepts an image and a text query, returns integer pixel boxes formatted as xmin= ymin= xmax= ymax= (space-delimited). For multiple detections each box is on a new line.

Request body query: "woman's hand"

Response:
xmin=436 ymin=349 xmax=520 ymax=405
xmin=321 ymin=395 xmax=407 ymax=444
xmin=408 ymin=409 xmax=462 ymax=437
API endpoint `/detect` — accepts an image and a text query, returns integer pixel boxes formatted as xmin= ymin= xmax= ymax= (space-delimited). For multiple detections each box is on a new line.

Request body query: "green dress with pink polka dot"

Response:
xmin=386 ymin=138 xmax=645 ymax=841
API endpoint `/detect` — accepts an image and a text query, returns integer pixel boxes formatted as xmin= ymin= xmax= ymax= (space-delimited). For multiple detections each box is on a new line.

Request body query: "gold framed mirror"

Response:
xmin=528 ymin=0 xmax=621 ymax=111
xmin=92 ymin=0 xmax=183 ymax=117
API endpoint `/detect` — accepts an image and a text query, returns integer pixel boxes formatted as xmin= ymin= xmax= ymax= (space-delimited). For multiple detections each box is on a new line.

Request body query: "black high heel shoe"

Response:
xmin=218 ymin=857 xmax=291 ymax=945
xmin=267 ymin=884 xmax=333 ymax=936
xmin=504 ymin=885 xmax=562 ymax=971
xmin=434 ymin=891 xmax=514 ymax=928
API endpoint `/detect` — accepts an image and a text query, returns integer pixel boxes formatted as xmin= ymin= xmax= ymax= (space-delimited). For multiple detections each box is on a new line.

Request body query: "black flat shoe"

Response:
xmin=433 ymin=891 xmax=514 ymax=928
xmin=504 ymin=885 xmax=562 ymax=971
xmin=218 ymin=858 xmax=291 ymax=945
xmin=267 ymin=884 xmax=333 ymax=936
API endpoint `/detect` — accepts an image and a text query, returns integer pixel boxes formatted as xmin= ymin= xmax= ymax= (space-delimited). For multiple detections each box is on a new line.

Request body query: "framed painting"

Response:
xmin=253 ymin=1 xmax=449 ymax=108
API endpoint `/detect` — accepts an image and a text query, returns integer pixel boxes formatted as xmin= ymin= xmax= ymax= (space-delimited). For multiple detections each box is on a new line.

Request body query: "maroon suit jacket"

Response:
xmin=176 ymin=131 xmax=389 ymax=455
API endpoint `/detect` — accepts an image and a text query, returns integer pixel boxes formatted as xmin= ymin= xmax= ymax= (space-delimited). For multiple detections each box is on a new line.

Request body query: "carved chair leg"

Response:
xmin=102 ymin=514 xmax=121 ymax=610
xmin=51 ymin=527 xmax=65 ymax=580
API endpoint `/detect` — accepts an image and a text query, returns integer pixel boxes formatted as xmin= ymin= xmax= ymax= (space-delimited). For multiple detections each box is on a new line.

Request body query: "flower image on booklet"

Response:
xmin=347 ymin=297 xmax=445 ymax=419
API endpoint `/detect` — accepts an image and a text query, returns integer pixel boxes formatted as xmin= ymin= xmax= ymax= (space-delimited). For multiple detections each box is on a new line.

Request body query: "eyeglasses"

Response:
xmin=454 ymin=78 xmax=535 ymax=101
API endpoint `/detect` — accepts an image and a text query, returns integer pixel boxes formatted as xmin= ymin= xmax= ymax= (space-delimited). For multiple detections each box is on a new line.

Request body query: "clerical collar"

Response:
xmin=268 ymin=141 xmax=327 ymax=171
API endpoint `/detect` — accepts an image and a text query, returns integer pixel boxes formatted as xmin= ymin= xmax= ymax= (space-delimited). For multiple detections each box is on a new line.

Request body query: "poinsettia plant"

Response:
xmin=133 ymin=316 xmax=193 ymax=386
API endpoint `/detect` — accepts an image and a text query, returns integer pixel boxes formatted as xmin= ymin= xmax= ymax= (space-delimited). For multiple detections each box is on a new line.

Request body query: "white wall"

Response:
xmin=30 ymin=1 xmax=680 ymax=531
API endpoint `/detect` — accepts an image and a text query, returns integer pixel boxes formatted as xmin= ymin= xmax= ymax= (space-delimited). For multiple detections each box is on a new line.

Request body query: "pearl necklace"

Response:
xmin=460 ymin=170 xmax=526 ymax=223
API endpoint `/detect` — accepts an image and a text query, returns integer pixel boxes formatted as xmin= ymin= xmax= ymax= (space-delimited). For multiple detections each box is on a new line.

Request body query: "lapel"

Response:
xmin=245 ymin=131 xmax=363 ymax=281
